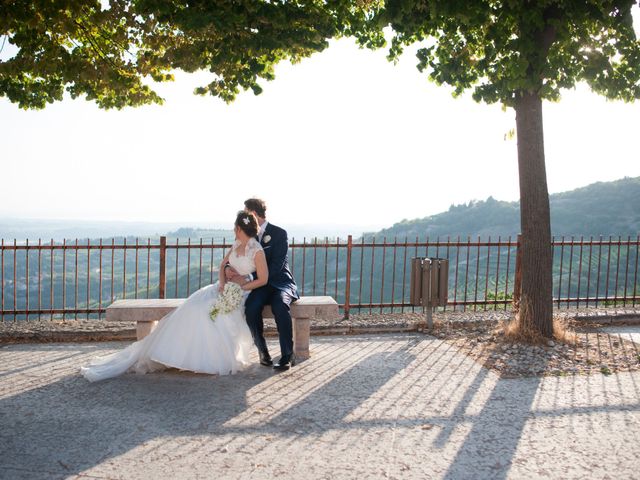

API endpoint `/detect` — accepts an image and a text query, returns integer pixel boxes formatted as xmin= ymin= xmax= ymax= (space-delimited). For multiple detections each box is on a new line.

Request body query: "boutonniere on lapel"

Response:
xmin=263 ymin=235 xmax=271 ymax=244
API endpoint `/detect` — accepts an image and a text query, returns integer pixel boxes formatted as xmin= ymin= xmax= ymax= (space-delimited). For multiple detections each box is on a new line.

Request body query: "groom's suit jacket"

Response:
xmin=260 ymin=222 xmax=299 ymax=300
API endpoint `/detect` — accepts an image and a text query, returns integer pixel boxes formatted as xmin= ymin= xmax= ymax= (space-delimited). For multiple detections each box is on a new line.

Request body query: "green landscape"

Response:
xmin=1 ymin=177 xmax=639 ymax=319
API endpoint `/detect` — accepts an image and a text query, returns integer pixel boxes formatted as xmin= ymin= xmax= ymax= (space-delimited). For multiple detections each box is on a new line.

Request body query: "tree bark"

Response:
xmin=514 ymin=90 xmax=553 ymax=337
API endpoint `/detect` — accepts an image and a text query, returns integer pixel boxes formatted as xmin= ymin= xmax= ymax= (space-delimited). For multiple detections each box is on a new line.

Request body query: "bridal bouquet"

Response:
xmin=210 ymin=282 xmax=244 ymax=322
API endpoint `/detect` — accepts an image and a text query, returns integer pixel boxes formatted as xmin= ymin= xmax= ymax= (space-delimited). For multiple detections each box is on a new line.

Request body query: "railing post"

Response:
xmin=513 ymin=233 xmax=522 ymax=312
xmin=343 ymin=235 xmax=352 ymax=319
xmin=159 ymin=236 xmax=166 ymax=299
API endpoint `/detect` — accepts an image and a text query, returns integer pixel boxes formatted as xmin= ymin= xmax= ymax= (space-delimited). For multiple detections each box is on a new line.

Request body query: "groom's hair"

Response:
xmin=244 ymin=198 xmax=266 ymax=218
xmin=235 ymin=211 xmax=259 ymax=237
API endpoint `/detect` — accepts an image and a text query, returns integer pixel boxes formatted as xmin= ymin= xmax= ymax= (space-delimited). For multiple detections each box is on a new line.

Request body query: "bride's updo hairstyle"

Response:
xmin=235 ymin=211 xmax=259 ymax=238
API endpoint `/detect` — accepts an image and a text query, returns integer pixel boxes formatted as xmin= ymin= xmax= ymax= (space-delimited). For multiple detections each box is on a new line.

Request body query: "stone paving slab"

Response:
xmin=601 ymin=325 xmax=640 ymax=345
xmin=1 ymin=333 xmax=639 ymax=479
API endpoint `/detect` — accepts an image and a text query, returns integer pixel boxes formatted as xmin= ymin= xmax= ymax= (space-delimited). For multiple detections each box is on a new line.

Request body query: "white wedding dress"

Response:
xmin=80 ymin=239 xmax=260 ymax=382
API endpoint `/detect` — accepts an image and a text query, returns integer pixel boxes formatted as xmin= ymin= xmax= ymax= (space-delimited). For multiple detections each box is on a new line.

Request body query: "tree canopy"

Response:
xmin=369 ymin=0 xmax=640 ymax=106
xmin=1 ymin=0 xmax=365 ymax=108
xmin=3 ymin=1 xmax=637 ymax=109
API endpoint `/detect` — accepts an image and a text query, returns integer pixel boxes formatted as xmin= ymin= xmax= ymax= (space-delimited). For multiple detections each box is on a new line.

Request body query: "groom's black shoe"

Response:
xmin=273 ymin=353 xmax=296 ymax=371
xmin=259 ymin=351 xmax=273 ymax=367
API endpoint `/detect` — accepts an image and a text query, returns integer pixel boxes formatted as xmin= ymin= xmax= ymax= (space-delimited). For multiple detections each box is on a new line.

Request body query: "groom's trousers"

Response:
xmin=245 ymin=286 xmax=295 ymax=357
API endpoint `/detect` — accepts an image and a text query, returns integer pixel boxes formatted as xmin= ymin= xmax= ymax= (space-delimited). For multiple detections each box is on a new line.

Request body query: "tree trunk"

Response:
xmin=514 ymin=90 xmax=553 ymax=337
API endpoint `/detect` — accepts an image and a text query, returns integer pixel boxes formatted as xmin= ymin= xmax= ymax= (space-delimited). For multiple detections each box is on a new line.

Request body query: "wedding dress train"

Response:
xmin=80 ymin=239 xmax=261 ymax=382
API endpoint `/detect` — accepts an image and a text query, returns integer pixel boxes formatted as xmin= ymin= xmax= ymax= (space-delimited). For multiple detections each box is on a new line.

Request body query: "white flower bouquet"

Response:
xmin=210 ymin=282 xmax=244 ymax=322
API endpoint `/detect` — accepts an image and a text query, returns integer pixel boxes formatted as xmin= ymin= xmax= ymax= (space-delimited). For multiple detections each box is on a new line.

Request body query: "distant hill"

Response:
xmin=371 ymin=176 xmax=640 ymax=239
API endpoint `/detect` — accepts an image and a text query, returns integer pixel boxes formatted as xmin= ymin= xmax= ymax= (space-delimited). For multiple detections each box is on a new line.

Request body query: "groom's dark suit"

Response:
xmin=245 ymin=222 xmax=299 ymax=365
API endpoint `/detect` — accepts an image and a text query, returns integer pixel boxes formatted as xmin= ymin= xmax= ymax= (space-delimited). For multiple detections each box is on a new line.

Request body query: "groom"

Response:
xmin=227 ymin=198 xmax=299 ymax=370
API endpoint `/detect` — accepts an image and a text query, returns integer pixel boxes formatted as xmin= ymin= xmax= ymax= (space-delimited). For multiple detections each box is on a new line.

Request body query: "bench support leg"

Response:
xmin=292 ymin=316 xmax=311 ymax=360
xmin=137 ymin=320 xmax=157 ymax=341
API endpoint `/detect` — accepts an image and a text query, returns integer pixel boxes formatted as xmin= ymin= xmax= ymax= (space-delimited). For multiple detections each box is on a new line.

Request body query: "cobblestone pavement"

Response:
xmin=1 ymin=333 xmax=640 ymax=479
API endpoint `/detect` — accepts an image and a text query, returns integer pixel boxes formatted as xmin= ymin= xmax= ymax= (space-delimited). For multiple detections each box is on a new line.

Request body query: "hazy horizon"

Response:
xmin=2 ymin=8 xmax=639 ymax=228
xmin=2 ymin=174 xmax=637 ymax=240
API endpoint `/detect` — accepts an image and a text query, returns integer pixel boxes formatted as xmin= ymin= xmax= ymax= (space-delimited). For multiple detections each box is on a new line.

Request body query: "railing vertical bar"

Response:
xmin=576 ymin=236 xmax=584 ymax=308
xmin=186 ymin=238 xmax=192 ymax=296
xmin=623 ymin=235 xmax=631 ymax=305
xmin=122 ymin=238 xmax=127 ymax=301
xmin=414 ymin=236 xmax=419 ymax=313
xmin=290 ymin=237 xmax=295 ymax=275
xmin=25 ymin=239 xmax=29 ymax=320
xmin=567 ymin=236 xmax=574 ymax=309
xmin=0 ymin=239 xmax=3 ymax=322
xmin=74 ymin=238 xmax=79 ymax=320
xmin=411 ymin=236 xmax=418 ymax=313
xmin=613 ymin=235 xmax=621 ymax=303
xmin=494 ymin=236 xmax=501 ymax=310
xmin=633 ymin=235 xmax=639 ymax=307
xmin=401 ymin=237 xmax=408 ymax=313
xmin=0 ymin=239 xmax=4 ymax=321
xmin=198 ymin=238 xmax=203 ymax=290
xmin=504 ymin=236 xmax=512 ymax=311
xmin=110 ymin=238 xmax=115 ymax=303
xmin=62 ymin=239 xmax=67 ymax=315
xmin=99 ymin=239 xmax=103 ymax=317
xmin=312 ymin=238 xmax=317 ymax=295
xmin=210 ymin=238 xmax=215 ymax=286
xmin=391 ymin=236 xmax=397 ymax=312
xmin=323 ymin=237 xmax=329 ymax=296
xmin=334 ymin=238 xmax=339 ymax=301
xmin=453 ymin=236 xmax=460 ymax=310
xmin=369 ymin=237 xmax=376 ymax=314
xmin=175 ymin=238 xmax=180 ymax=298
xmin=444 ymin=236 xmax=451 ymax=311
xmin=586 ymin=237 xmax=593 ymax=308
xmin=49 ymin=239 xmax=54 ymax=321
xmin=301 ymin=238 xmax=307 ymax=296
xmin=358 ymin=237 xmax=365 ymax=313
xmin=604 ymin=235 xmax=612 ymax=302
xmin=146 ymin=238 xmax=151 ymax=299
xmin=37 ymin=239 xmax=42 ymax=321
xmin=86 ymin=238 xmax=91 ymax=319
xmin=463 ymin=236 xmax=471 ymax=311
xmin=13 ymin=239 xmax=17 ymax=321
xmin=557 ymin=236 xmax=564 ymax=309
xmin=134 ymin=238 xmax=139 ymax=300
xmin=595 ymin=237 xmax=603 ymax=306
xmin=380 ymin=237 xmax=387 ymax=314
xmin=344 ymin=235 xmax=352 ymax=318
xmin=159 ymin=236 xmax=166 ymax=299
xmin=484 ymin=237 xmax=491 ymax=311
xmin=473 ymin=236 xmax=480 ymax=311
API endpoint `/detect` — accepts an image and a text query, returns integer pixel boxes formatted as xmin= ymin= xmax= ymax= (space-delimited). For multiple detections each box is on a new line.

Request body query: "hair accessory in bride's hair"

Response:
xmin=242 ymin=217 xmax=250 ymax=225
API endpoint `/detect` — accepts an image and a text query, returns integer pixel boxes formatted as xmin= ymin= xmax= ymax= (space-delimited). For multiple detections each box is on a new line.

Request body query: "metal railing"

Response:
xmin=1 ymin=234 xmax=638 ymax=321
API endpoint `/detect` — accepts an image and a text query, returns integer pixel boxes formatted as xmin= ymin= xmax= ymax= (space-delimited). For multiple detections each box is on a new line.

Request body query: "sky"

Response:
xmin=2 ymin=11 xmax=640 ymax=236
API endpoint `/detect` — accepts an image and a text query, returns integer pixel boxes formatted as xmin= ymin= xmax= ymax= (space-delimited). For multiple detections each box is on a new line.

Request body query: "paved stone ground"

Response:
xmin=1 ymin=333 xmax=640 ymax=479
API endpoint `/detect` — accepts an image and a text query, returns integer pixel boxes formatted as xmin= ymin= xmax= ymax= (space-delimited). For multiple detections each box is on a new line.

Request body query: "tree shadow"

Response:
xmin=0 ymin=339 xmax=415 ymax=479
xmin=0 ymin=361 xmax=270 ymax=478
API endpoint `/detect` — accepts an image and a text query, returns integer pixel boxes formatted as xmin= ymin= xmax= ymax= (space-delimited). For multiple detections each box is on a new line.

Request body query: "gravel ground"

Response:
xmin=1 ymin=307 xmax=639 ymax=378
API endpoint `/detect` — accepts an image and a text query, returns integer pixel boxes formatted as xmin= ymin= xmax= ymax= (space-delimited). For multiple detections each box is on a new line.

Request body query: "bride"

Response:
xmin=80 ymin=211 xmax=267 ymax=382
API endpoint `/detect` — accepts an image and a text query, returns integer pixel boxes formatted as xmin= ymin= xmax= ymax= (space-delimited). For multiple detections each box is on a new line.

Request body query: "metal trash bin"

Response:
xmin=410 ymin=258 xmax=448 ymax=329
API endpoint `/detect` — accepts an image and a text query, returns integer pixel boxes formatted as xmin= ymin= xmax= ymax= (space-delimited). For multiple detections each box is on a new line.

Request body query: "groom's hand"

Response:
xmin=225 ymin=265 xmax=248 ymax=286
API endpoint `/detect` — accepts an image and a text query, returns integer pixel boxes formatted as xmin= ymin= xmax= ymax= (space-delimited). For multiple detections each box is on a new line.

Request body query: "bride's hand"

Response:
xmin=218 ymin=282 xmax=225 ymax=293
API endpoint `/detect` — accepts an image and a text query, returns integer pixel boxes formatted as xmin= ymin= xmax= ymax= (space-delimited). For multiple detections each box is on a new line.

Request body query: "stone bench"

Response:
xmin=105 ymin=296 xmax=339 ymax=360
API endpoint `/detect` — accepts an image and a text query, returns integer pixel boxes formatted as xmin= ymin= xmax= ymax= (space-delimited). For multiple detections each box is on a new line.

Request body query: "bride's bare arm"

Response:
xmin=218 ymin=250 xmax=232 ymax=291
xmin=241 ymin=250 xmax=268 ymax=291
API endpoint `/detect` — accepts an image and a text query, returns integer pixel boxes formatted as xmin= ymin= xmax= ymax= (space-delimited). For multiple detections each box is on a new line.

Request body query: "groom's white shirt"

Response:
xmin=258 ymin=221 xmax=268 ymax=243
